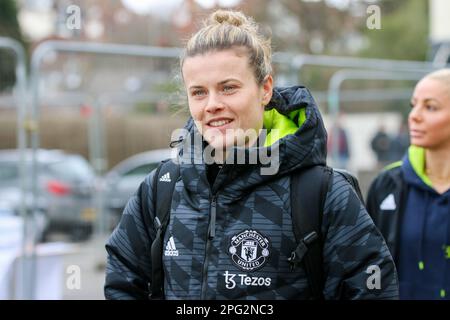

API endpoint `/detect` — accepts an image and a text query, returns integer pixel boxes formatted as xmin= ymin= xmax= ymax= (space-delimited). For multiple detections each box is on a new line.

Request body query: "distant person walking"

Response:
xmin=371 ymin=125 xmax=393 ymax=167
xmin=391 ymin=122 xmax=410 ymax=161
xmin=328 ymin=118 xmax=350 ymax=169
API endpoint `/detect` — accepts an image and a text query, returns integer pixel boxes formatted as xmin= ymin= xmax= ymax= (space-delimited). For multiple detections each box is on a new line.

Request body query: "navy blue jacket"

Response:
xmin=367 ymin=146 xmax=450 ymax=299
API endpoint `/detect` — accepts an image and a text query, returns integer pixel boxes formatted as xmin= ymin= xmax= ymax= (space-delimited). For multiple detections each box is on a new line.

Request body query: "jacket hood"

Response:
xmin=174 ymin=86 xmax=327 ymax=197
xmin=402 ymin=145 xmax=434 ymax=192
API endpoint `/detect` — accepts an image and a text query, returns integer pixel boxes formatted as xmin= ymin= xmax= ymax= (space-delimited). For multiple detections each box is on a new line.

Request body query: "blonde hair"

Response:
xmin=424 ymin=68 xmax=450 ymax=95
xmin=180 ymin=10 xmax=272 ymax=85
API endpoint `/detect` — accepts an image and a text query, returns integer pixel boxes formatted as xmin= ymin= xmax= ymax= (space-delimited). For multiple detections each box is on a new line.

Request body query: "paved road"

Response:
xmin=62 ymin=235 xmax=108 ymax=300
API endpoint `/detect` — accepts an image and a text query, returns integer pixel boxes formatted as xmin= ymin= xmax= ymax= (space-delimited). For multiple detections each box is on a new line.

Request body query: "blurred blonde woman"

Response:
xmin=368 ymin=69 xmax=450 ymax=299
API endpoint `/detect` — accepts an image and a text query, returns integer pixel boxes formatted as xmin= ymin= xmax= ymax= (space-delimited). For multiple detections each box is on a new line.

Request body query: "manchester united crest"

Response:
xmin=228 ymin=229 xmax=270 ymax=271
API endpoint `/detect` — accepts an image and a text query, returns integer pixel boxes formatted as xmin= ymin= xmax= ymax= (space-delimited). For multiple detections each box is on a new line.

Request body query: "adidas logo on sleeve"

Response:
xmin=164 ymin=236 xmax=179 ymax=256
xmin=159 ymin=172 xmax=171 ymax=182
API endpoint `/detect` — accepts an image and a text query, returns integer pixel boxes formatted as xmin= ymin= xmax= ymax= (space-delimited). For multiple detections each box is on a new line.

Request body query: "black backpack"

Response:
xmin=149 ymin=160 xmax=364 ymax=300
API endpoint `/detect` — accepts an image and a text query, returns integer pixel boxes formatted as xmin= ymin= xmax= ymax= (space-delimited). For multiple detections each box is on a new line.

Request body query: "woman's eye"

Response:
xmin=223 ymin=86 xmax=236 ymax=93
xmin=409 ymin=102 xmax=415 ymax=109
xmin=426 ymin=104 xmax=437 ymax=111
xmin=192 ymin=90 xmax=206 ymax=97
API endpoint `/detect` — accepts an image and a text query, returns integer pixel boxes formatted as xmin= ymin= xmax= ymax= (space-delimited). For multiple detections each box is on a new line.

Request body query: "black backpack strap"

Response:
xmin=149 ymin=159 xmax=179 ymax=299
xmin=334 ymin=168 xmax=365 ymax=205
xmin=288 ymin=165 xmax=333 ymax=300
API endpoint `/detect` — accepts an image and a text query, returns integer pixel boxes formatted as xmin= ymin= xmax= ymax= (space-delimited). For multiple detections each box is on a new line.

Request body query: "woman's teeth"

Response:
xmin=209 ymin=120 xmax=231 ymax=127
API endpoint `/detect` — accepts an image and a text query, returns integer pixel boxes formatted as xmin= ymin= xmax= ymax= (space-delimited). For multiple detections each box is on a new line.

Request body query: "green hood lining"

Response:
xmin=383 ymin=161 xmax=403 ymax=171
xmin=409 ymin=145 xmax=433 ymax=187
xmin=383 ymin=146 xmax=433 ymax=187
xmin=263 ymin=108 xmax=306 ymax=147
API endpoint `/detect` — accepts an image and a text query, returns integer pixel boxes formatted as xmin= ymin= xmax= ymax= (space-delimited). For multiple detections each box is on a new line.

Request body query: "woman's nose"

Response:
xmin=205 ymin=93 xmax=224 ymax=113
xmin=409 ymin=104 xmax=422 ymax=122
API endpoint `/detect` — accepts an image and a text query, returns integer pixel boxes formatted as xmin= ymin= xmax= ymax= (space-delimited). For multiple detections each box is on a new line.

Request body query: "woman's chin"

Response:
xmin=208 ymin=140 xmax=234 ymax=151
xmin=410 ymin=138 xmax=427 ymax=148
xmin=204 ymin=135 xmax=224 ymax=149
xmin=205 ymin=132 xmax=231 ymax=148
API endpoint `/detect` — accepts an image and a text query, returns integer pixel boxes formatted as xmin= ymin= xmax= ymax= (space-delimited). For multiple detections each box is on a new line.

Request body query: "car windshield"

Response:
xmin=47 ymin=157 xmax=95 ymax=181
xmin=123 ymin=163 xmax=158 ymax=176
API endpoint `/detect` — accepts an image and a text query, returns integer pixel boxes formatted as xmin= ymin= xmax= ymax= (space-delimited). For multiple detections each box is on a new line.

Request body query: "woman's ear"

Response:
xmin=262 ymin=75 xmax=273 ymax=105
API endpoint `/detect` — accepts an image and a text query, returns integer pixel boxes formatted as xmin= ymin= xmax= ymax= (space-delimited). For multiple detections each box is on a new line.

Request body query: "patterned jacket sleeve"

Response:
xmin=322 ymin=172 xmax=399 ymax=299
xmin=104 ymin=170 xmax=156 ymax=300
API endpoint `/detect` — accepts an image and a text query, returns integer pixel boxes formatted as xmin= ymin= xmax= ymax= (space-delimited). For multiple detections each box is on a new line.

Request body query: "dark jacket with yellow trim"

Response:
xmin=367 ymin=146 xmax=450 ymax=299
xmin=105 ymin=86 xmax=398 ymax=300
xmin=366 ymin=163 xmax=406 ymax=262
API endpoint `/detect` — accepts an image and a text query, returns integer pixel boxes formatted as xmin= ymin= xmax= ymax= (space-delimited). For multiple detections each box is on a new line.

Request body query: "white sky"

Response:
xmin=121 ymin=0 xmax=243 ymax=16
xmin=121 ymin=0 xmax=183 ymax=16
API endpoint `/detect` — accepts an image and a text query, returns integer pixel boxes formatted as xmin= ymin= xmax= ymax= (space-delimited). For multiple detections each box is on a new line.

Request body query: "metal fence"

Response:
xmin=1 ymin=37 xmax=449 ymax=299
xmin=0 ymin=36 xmax=29 ymax=299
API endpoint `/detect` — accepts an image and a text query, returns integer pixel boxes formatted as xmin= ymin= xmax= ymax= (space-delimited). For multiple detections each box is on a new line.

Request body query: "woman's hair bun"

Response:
xmin=209 ymin=10 xmax=247 ymax=27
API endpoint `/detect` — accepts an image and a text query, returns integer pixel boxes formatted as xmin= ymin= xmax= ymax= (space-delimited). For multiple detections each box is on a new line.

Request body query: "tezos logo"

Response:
xmin=228 ymin=229 xmax=270 ymax=271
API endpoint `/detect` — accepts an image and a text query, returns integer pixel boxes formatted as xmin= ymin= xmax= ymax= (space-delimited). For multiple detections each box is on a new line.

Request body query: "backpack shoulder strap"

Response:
xmin=333 ymin=168 xmax=365 ymax=205
xmin=149 ymin=159 xmax=179 ymax=299
xmin=152 ymin=159 xmax=180 ymax=227
xmin=288 ymin=165 xmax=333 ymax=300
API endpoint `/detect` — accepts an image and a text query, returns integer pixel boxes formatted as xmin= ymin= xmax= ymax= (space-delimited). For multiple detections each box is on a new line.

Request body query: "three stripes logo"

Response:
xmin=159 ymin=172 xmax=171 ymax=182
xmin=164 ymin=236 xmax=179 ymax=257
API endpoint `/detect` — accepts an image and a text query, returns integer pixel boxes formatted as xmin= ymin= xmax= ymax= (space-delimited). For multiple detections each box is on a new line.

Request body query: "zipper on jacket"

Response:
xmin=208 ymin=197 xmax=217 ymax=239
xmin=201 ymin=194 xmax=217 ymax=299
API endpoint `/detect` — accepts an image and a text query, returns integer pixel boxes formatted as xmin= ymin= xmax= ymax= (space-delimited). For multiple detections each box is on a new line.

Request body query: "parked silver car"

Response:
xmin=0 ymin=149 xmax=96 ymax=241
xmin=0 ymin=188 xmax=48 ymax=243
xmin=103 ymin=148 xmax=173 ymax=227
